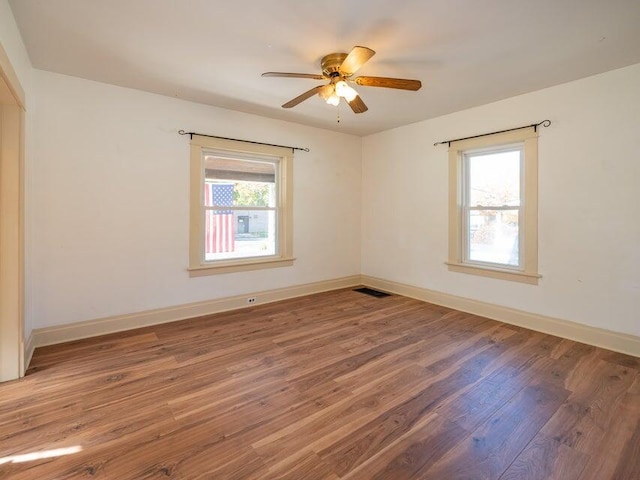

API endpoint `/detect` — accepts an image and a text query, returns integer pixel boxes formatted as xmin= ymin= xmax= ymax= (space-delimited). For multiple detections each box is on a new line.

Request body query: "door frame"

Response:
xmin=0 ymin=41 xmax=26 ymax=381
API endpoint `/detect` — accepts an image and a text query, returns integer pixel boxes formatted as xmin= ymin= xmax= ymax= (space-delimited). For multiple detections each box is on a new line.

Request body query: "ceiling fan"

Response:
xmin=262 ymin=46 xmax=422 ymax=114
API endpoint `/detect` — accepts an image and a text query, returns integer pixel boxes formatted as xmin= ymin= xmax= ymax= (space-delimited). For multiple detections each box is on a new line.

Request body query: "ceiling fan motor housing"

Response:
xmin=321 ymin=53 xmax=348 ymax=77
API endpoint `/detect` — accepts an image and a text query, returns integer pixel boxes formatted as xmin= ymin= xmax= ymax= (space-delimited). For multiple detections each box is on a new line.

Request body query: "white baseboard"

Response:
xmin=29 ymin=273 xmax=640 ymax=359
xmin=23 ymin=332 xmax=35 ymax=375
xmin=361 ymin=275 xmax=640 ymax=358
xmin=32 ymin=275 xmax=361 ymax=348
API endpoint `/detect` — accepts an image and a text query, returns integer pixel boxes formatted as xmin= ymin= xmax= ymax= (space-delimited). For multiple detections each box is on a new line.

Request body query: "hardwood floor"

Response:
xmin=1 ymin=288 xmax=638 ymax=479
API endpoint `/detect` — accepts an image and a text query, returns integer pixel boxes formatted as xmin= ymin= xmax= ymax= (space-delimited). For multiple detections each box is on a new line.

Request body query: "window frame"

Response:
xmin=188 ymin=136 xmax=294 ymax=276
xmin=447 ymin=128 xmax=540 ymax=285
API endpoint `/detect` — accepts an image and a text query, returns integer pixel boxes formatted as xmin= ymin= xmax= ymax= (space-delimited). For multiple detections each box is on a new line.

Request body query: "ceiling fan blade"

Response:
xmin=282 ymin=85 xmax=325 ymax=108
xmin=354 ymin=76 xmax=422 ymax=91
xmin=339 ymin=46 xmax=376 ymax=77
xmin=348 ymin=95 xmax=368 ymax=114
xmin=262 ymin=72 xmax=326 ymax=80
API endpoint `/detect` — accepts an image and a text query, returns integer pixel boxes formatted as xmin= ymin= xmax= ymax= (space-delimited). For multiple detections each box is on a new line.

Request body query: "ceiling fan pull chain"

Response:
xmin=337 ymin=102 xmax=341 ymax=124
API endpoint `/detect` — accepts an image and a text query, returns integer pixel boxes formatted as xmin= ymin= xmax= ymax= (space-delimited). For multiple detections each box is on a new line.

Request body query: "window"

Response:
xmin=447 ymin=128 xmax=540 ymax=284
xmin=189 ymin=136 xmax=293 ymax=276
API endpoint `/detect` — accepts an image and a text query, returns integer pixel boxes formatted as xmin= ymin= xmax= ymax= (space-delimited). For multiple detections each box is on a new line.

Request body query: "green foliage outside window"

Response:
xmin=233 ymin=182 xmax=271 ymax=207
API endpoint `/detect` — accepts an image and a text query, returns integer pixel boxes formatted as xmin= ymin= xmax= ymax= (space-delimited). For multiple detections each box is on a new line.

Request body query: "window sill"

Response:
xmin=446 ymin=261 xmax=540 ymax=285
xmin=189 ymin=257 xmax=295 ymax=277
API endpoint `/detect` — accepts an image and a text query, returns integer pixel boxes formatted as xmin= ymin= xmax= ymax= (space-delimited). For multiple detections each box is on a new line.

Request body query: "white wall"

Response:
xmin=30 ymin=70 xmax=362 ymax=329
xmin=362 ymin=63 xmax=640 ymax=337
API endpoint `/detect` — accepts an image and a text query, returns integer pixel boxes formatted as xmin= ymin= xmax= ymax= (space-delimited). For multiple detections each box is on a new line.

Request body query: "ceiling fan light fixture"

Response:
xmin=319 ymin=84 xmax=334 ymax=101
xmin=335 ymin=80 xmax=358 ymax=101
xmin=326 ymin=92 xmax=340 ymax=106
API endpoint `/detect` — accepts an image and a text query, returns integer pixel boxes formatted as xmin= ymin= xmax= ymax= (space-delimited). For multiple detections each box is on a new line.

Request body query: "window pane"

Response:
xmin=204 ymin=156 xmax=276 ymax=208
xmin=468 ymin=149 xmax=520 ymax=206
xmin=204 ymin=209 xmax=276 ymax=261
xmin=468 ymin=209 xmax=519 ymax=266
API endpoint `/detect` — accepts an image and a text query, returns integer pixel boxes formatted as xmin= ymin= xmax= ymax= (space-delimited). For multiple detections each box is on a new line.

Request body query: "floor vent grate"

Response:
xmin=353 ymin=287 xmax=392 ymax=298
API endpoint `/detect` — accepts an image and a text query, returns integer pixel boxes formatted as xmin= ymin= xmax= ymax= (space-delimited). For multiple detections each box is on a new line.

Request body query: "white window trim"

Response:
xmin=188 ymin=136 xmax=294 ymax=276
xmin=447 ymin=128 xmax=540 ymax=285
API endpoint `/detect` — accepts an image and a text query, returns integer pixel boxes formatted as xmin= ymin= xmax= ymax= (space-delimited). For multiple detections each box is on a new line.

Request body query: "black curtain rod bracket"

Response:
xmin=434 ymin=120 xmax=551 ymax=147
xmin=178 ymin=130 xmax=310 ymax=153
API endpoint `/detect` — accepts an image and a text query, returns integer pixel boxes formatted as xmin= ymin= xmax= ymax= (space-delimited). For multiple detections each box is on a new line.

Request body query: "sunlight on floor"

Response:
xmin=0 ymin=446 xmax=83 ymax=465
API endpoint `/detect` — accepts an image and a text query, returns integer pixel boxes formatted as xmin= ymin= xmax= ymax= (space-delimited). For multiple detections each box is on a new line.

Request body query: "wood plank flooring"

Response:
xmin=1 ymin=288 xmax=638 ymax=479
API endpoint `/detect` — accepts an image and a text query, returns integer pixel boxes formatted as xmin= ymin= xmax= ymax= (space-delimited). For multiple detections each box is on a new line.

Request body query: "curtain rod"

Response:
xmin=178 ymin=130 xmax=310 ymax=152
xmin=433 ymin=120 xmax=551 ymax=147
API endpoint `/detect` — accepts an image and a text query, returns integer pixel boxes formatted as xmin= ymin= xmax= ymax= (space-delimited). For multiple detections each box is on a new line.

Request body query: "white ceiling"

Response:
xmin=9 ymin=0 xmax=640 ymax=136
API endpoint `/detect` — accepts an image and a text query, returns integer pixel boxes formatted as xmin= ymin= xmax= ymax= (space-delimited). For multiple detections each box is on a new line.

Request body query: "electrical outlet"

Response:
xmin=247 ymin=297 xmax=256 ymax=304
